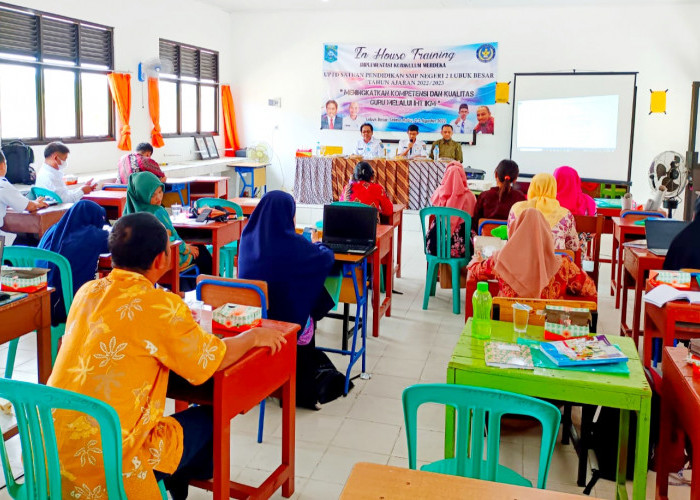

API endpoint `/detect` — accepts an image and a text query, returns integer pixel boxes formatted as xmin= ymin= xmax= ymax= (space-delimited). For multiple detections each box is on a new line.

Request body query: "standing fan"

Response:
xmin=648 ymin=151 xmax=687 ymax=217
xmin=247 ymin=142 xmax=273 ymax=164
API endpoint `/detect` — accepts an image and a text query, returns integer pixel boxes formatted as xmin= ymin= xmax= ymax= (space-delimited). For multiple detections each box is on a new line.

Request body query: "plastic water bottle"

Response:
xmin=433 ymin=145 xmax=439 ymax=161
xmin=472 ymin=281 xmax=492 ymax=340
xmin=315 ymin=141 xmax=321 ymax=157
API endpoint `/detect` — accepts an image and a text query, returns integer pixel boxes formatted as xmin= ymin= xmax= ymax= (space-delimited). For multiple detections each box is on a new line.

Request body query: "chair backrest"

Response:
xmin=29 ymin=187 xmax=62 ymax=203
xmin=573 ymin=214 xmax=603 ymax=288
xmin=402 ymin=383 xmax=560 ymax=489
xmin=102 ymin=184 xmax=127 ymax=191
xmin=419 ymin=207 xmax=472 ymax=260
xmin=0 ymin=378 xmax=128 ymax=499
xmin=477 ymin=218 xmax=507 ymax=236
xmin=4 ymin=246 xmax=73 ymax=319
xmin=492 ymin=297 xmax=597 ymax=327
xmin=620 ymin=210 xmax=665 ymax=221
xmin=332 ymin=201 xmax=365 ymax=207
xmin=194 ymin=197 xmax=243 ymax=217
xmin=195 ymin=275 xmax=268 ymax=317
xmin=554 ymin=249 xmax=575 ymax=262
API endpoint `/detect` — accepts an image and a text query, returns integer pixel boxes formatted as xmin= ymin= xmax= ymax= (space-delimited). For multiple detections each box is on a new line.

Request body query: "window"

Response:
xmin=0 ymin=3 xmax=114 ymax=143
xmin=158 ymin=39 xmax=219 ymax=136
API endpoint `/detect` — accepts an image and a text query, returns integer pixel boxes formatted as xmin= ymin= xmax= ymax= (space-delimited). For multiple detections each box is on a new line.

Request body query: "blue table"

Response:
xmin=164 ymin=177 xmax=192 ymax=205
xmin=231 ymin=162 xmax=268 ymax=197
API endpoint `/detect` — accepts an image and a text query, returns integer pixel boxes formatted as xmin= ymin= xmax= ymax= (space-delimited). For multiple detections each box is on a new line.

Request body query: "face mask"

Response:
xmin=57 ymin=158 xmax=68 ymax=171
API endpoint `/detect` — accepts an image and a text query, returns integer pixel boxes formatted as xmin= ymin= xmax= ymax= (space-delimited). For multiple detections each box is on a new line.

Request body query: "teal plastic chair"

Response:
xmin=3 ymin=246 xmax=73 ymax=377
xmin=29 ymin=187 xmax=62 ymax=203
xmin=195 ymin=198 xmax=243 ymax=278
xmin=420 ymin=207 xmax=471 ymax=314
xmin=402 ymin=383 xmax=561 ymax=489
xmin=0 ymin=378 xmax=166 ymax=499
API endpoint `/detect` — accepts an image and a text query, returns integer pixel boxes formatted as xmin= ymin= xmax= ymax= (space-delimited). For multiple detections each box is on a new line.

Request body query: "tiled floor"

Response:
xmin=0 ymin=213 xmax=691 ymax=499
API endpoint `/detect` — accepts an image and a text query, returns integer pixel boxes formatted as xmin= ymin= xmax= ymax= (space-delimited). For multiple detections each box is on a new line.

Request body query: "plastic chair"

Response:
xmin=3 ymin=246 xmax=73 ymax=377
xmin=28 ymin=187 xmax=62 ymax=203
xmin=102 ymin=183 xmax=127 ymax=191
xmin=477 ymin=218 xmax=507 ymax=236
xmin=196 ymin=277 xmax=268 ymax=443
xmin=420 ymin=207 xmax=471 ymax=314
xmin=620 ymin=210 xmax=665 ymax=221
xmin=402 ymin=383 xmax=560 ymax=489
xmin=599 ymin=184 xmax=626 ymax=199
xmin=0 ymin=378 xmax=166 ymax=499
xmin=194 ymin=198 xmax=243 ymax=278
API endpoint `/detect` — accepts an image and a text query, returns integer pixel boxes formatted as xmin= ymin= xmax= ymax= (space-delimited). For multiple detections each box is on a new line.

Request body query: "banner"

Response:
xmin=321 ymin=43 xmax=498 ymax=134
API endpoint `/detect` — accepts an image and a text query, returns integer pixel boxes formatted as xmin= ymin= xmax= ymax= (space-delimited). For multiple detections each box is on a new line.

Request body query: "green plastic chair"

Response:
xmin=599 ymin=184 xmax=626 ymax=199
xmin=420 ymin=207 xmax=471 ymax=314
xmin=195 ymin=198 xmax=242 ymax=278
xmin=402 ymin=383 xmax=561 ymax=489
xmin=3 ymin=247 xmax=73 ymax=377
xmin=28 ymin=187 xmax=62 ymax=203
xmin=0 ymin=378 xmax=166 ymax=499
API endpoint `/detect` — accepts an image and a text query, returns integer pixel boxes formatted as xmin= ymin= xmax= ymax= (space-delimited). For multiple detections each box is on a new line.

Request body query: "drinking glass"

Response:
xmin=512 ymin=303 xmax=532 ymax=334
xmin=171 ymin=204 xmax=182 ymax=218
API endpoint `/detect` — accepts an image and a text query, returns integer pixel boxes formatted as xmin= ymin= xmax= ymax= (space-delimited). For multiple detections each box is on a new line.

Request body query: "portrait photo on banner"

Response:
xmin=321 ymin=43 xmax=497 ymax=135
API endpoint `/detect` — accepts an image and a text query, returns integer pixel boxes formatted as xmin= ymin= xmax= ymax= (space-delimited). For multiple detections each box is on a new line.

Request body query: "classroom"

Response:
xmin=0 ymin=0 xmax=699 ymax=499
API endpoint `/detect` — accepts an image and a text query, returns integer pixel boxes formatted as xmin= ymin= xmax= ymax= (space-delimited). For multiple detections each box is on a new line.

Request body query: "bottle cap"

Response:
xmin=477 ymin=281 xmax=489 ymax=292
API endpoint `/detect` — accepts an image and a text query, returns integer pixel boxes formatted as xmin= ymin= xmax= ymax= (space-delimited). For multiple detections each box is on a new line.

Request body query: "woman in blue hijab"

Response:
xmin=238 ymin=191 xmax=348 ymax=408
xmin=39 ymin=200 xmax=109 ymax=324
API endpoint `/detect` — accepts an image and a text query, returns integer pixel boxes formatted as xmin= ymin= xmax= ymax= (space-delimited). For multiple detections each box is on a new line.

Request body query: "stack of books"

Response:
xmin=644 ymin=284 xmax=700 ymax=308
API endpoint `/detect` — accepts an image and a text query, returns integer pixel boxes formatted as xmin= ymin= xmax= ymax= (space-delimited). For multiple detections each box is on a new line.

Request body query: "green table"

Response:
xmin=446 ymin=319 xmax=652 ymax=500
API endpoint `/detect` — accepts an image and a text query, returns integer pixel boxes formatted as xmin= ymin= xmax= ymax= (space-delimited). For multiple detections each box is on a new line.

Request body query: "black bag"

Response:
xmin=1 ymin=140 xmax=36 ymax=184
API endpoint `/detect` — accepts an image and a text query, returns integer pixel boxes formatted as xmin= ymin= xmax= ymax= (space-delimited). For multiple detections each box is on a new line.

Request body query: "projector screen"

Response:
xmin=510 ymin=73 xmax=636 ymax=182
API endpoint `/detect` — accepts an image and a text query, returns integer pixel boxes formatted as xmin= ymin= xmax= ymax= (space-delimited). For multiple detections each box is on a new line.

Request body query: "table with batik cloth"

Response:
xmin=294 ymin=156 xmax=449 ymax=209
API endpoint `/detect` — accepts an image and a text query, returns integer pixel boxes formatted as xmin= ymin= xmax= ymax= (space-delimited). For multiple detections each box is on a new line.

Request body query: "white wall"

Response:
xmin=228 ymin=2 xmax=700 ymax=207
xmin=16 ymin=0 xmax=235 ymax=175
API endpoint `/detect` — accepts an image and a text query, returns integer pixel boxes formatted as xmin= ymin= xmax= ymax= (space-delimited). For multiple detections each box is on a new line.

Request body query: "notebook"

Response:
xmin=539 ymin=335 xmax=628 ymax=367
xmin=484 ymin=342 xmax=534 ymax=370
xmin=643 ymin=284 xmax=700 ymax=307
xmin=644 ymin=218 xmax=689 ymax=256
xmin=322 ymin=204 xmax=377 ymax=254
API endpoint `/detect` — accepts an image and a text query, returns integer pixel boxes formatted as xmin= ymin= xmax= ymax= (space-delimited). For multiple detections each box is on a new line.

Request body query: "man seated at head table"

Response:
xmin=36 ymin=141 xmax=96 ymax=202
xmin=430 ymin=124 xmax=463 ymax=163
xmin=47 ymin=212 xmax=287 ymax=500
xmin=353 ymin=122 xmax=384 ymax=159
xmin=397 ymin=124 xmax=427 ymax=159
xmin=118 ymin=141 xmax=168 ymax=183
xmin=0 ymin=150 xmax=49 ymax=244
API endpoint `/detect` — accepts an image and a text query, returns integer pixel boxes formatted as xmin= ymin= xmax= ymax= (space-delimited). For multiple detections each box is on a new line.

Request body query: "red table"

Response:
xmin=656 ymin=346 xmax=700 ymax=499
xmin=620 ymin=247 xmax=664 ymax=344
xmin=228 ymin=197 xmax=260 ymax=216
xmin=172 ymin=218 xmax=245 ymax=275
xmin=83 ymin=190 xmax=127 ymax=219
xmin=381 ymin=203 xmax=405 ymax=279
xmin=610 ymin=217 xmax=646 ymax=308
xmin=190 ymin=176 xmax=229 ymax=201
xmin=371 ymin=225 xmax=394 ymax=338
xmin=98 ymin=241 xmax=183 ymax=294
xmin=1 ymin=203 xmax=72 ymax=237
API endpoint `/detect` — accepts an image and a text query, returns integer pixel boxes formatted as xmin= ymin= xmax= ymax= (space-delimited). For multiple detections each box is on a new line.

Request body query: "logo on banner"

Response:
xmin=324 ymin=44 xmax=338 ymax=63
xmin=476 ymin=44 xmax=496 ymax=63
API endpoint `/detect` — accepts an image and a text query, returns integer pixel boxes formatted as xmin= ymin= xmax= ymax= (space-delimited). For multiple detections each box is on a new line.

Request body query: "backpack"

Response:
xmin=2 ymin=140 xmax=36 ymax=184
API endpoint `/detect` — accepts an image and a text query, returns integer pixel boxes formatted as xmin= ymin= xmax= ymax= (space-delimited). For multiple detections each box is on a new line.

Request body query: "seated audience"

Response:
xmin=429 ymin=124 xmax=463 ymax=162
xmin=124 ymin=171 xmax=212 ymax=281
xmin=238 ymin=191 xmax=349 ymax=409
xmin=38 ymin=200 xmax=109 ymax=324
xmin=397 ymin=124 xmax=426 ymax=158
xmin=468 ymin=208 xmax=596 ymax=299
xmin=117 ymin=142 xmax=167 ymax=183
xmin=508 ymin=172 xmax=580 ymax=251
xmin=471 ymin=159 xmax=526 ymax=232
xmin=0 ymin=150 xmax=48 ymax=244
xmin=48 ymin=212 xmax=286 ymax=500
xmin=553 ymin=165 xmax=596 ymax=216
xmin=663 ymin=198 xmax=700 ymax=271
xmin=341 ymin=161 xmax=393 ymax=216
xmin=354 ymin=123 xmax=384 ymax=158
xmin=36 ymin=142 xmax=96 ymax=202
xmin=426 ymin=161 xmax=476 ymax=258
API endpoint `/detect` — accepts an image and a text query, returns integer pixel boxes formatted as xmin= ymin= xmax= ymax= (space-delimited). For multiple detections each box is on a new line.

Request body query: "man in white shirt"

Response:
xmin=354 ymin=123 xmax=384 ymax=158
xmin=397 ymin=124 xmax=426 ymax=159
xmin=342 ymin=101 xmax=365 ymax=131
xmin=452 ymin=104 xmax=474 ymax=135
xmin=0 ymin=150 xmax=48 ymax=244
xmin=36 ymin=142 xmax=95 ymax=203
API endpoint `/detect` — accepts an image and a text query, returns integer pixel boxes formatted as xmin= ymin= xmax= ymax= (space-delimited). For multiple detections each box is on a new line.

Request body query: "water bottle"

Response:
xmin=472 ymin=281 xmax=492 ymax=340
xmin=433 ymin=145 xmax=439 ymax=161
xmin=315 ymin=141 xmax=321 ymax=157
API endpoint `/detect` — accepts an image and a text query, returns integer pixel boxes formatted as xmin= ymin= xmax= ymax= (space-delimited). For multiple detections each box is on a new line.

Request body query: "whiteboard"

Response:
xmin=510 ymin=73 xmax=637 ymax=182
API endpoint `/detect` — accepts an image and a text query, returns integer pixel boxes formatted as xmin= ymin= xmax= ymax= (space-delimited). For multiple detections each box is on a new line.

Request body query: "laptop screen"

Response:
xmin=322 ymin=204 xmax=377 ymax=245
xmin=645 ymin=219 xmax=688 ymax=250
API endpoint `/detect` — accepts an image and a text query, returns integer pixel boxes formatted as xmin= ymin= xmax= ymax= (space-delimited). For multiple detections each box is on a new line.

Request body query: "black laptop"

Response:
xmin=644 ymin=218 xmax=689 ymax=256
xmin=322 ymin=204 xmax=377 ymax=254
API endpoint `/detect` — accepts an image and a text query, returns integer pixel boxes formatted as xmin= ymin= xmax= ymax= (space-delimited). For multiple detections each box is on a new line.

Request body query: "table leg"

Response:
xmin=632 ymin=271 xmax=645 ymax=347
xmin=655 ymin=388 xmax=672 ymax=499
xmin=633 ymin=400 xmax=651 ymax=500
xmin=37 ymin=292 xmax=52 ymax=384
xmin=611 ymin=234 xmax=618 ymax=299
xmin=643 ymin=310 xmax=653 ymax=370
xmin=213 ymin=397 xmax=230 ymax=500
xmin=615 ymin=237 xmax=624 ymax=309
xmin=372 ymin=251 xmax=381 ymax=338
xmin=616 ymin=409 xmax=630 ymax=499
xmin=396 ymin=213 xmax=403 ymax=278
xmin=281 ymin=376 xmax=295 ymax=497
xmin=211 ymin=230 xmax=220 ymax=278
xmin=691 ymin=440 xmax=700 ymax=500
xmin=621 ymin=269 xmax=630 ymax=336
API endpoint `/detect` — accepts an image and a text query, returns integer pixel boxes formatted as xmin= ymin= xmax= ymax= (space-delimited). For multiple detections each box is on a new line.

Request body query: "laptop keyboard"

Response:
xmin=323 ymin=242 xmax=370 ymax=254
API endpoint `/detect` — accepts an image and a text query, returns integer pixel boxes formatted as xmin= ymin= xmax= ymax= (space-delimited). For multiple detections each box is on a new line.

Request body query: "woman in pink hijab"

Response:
xmin=426 ymin=161 xmax=477 ymax=258
xmin=553 ymin=166 xmax=597 ymax=216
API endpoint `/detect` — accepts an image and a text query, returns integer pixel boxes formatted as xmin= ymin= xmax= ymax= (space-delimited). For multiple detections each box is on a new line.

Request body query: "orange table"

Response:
xmin=1 ymin=203 xmax=72 ymax=237
xmin=381 ymin=203 xmax=405 ymax=278
xmin=83 ymin=190 xmax=127 ymax=219
xmin=611 ymin=217 xmax=646 ymax=309
xmin=229 ymin=197 xmax=260 ymax=216
xmin=656 ymin=347 xmax=700 ymax=499
xmin=172 ymin=217 xmax=245 ymax=275
xmin=620 ymin=247 xmax=664 ymax=344
xmin=167 ymin=319 xmax=299 ymax=500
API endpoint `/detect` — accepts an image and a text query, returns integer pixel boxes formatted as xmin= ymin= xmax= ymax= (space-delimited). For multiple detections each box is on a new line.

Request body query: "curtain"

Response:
xmin=147 ymin=77 xmax=165 ymax=148
xmin=107 ymin=73 xmax=132 ymax=151
xmin=221 ymin=85 xmax=241 ymax=157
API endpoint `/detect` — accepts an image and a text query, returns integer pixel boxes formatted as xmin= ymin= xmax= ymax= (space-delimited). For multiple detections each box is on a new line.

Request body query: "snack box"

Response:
xmin=212 ymin=303 xmax=262 ymax=337
xmin=544 ymin=305 xmax=592 ymax=341
xmin=1 ymin=267 xmax=49 ymax=293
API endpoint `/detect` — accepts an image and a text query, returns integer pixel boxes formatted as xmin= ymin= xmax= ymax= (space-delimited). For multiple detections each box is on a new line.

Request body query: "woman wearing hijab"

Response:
xmin=426 ymin=161 xmax=477 ymax=257
xmin=553 ymin=166 xmax=597 ymax=216
xmin=123 ymin=171 xmax=212 ymax=279
xmin=468 ymin=208 xmax=596 ymax=299
xmin=471 ymin=159 xmax=526 ymax=232
xmin=508 ymin=172 xmax=579 ymax=251
xmin=663 ymin=198 xmax=700 ymax=271
xmin=38 ymin=200 xmax=109 ymax=324
xmin=340 ymin=161 xmax=393 ymax=216
xmin=238 ymin=190 xmax=349 ymax=409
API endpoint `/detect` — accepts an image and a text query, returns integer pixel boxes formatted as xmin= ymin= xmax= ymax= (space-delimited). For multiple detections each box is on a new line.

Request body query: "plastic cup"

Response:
xmin=513 ymin=303 xmax=532 ymax=334
xmin=187 ymin=299 xmax=204 ymax=324
xmin=171 ymin=204 xmax=182 ymax=218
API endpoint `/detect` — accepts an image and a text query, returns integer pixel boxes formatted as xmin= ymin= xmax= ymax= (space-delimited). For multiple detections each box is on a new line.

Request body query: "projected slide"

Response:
xmin=516 ymin=95 xmax=619 ymax=151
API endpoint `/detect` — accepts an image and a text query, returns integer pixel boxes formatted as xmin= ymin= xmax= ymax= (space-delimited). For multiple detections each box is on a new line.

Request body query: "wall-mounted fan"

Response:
xmin=648 ymin=151 xmax=687 ymax=217
xmin=137 ymin=58 xmax=174 ymax=107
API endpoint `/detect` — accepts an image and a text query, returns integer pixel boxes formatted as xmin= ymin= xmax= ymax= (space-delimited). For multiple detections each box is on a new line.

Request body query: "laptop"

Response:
xmin=644 ymin=218 xmax=689 ymax=256
xmin=322 ymin=204 xmax=377 ymax=254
